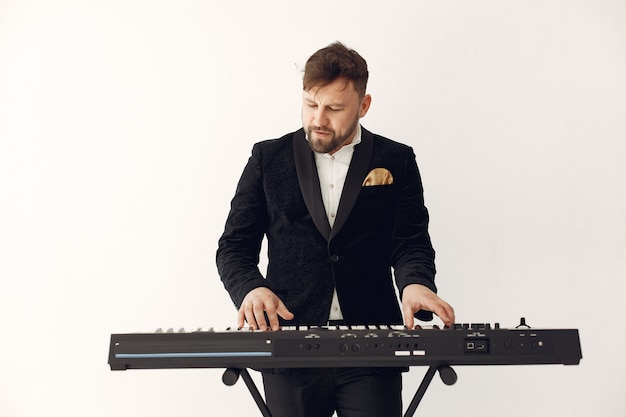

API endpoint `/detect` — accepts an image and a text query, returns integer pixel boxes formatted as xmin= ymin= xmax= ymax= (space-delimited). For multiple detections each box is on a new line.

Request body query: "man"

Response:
xmin=217 ymin=42 xmax=455 ymax=417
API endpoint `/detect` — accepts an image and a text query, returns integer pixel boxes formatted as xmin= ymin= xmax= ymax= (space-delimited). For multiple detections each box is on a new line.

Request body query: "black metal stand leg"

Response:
xmin=222 ymin=368 xmax=273 ymax=417
xmin=222 ymin=365 xmax=455 ymax=417
xmin=403 ymin=366 xmax=457 ymax=417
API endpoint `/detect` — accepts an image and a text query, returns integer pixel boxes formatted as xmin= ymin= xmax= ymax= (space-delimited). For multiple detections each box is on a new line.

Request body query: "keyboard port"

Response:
xmin=465 ymin=338 xmax=489 ymax=353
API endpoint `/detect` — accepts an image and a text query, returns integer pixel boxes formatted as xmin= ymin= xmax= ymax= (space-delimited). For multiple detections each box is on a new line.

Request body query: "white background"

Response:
xmin=1 ymin=1 xmax=625 ymax=416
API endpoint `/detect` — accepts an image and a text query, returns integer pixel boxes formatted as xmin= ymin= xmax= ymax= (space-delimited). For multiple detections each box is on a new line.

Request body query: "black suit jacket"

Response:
xmin=217 ymin=127 xmax=436 ymax=326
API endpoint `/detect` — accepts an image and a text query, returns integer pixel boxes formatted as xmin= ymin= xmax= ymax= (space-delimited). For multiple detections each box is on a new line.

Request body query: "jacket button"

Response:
xmin=330 ymin=254 xmax=340 ymax=262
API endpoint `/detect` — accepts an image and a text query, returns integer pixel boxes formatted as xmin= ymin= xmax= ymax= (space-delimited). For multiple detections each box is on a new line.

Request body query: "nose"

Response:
xmin=312 ymin=108 xmax=328 ymax=128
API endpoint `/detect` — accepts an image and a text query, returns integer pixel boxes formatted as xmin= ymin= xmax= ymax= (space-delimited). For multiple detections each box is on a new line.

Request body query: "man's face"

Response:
xmin=302 ymin=78 xmax=371 ymax=154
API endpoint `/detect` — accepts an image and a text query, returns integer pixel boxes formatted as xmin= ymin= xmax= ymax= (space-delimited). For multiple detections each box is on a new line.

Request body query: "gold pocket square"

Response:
xmin=362 ymin=168 xmax=394 ymax=186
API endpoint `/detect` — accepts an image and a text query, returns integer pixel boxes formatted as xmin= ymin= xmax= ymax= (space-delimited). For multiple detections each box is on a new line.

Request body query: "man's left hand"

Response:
xmin=401 ymin=284 xmax=455 ymax=328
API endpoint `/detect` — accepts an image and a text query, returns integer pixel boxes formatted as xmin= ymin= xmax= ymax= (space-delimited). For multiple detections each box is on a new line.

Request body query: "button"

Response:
xmin=330 ymin=254 xmax=340 ymax=262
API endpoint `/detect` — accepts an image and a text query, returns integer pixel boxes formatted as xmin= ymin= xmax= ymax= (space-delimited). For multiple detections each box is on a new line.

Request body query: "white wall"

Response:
xmin=1 ymin=1 xmax=625 ymax=416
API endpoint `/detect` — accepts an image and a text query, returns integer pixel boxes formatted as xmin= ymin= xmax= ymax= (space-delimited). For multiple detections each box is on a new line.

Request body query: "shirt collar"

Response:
xmin=308 ymin=124 xmax=362 ymax=157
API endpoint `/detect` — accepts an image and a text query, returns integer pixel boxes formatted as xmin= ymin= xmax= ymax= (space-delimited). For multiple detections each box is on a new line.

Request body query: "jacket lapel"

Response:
xmin=330 ymin=127 xmax=374 ymax=240
xmin=293 ymin=129 xmax=332 ymax=240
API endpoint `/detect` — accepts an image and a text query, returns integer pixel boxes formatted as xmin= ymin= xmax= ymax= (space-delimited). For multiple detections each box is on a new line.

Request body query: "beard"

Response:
xmin=306 ymin=117 xmax=359 ymax=154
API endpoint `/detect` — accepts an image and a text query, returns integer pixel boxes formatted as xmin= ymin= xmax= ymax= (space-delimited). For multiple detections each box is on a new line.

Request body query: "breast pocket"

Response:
xmin=355 ymin=184 xmax=398 ymax=213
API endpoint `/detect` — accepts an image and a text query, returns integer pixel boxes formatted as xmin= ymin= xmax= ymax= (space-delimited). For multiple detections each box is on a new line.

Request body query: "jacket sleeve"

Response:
xmin=216 ymin=144 xmax=269 ymax=308
xmin=391 ymin=147 xmax=437 ymax=320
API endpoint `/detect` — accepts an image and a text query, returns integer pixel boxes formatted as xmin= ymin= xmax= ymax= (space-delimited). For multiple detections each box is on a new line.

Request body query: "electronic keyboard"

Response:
xmin=108 ymin=322 xmax=582 ymax=371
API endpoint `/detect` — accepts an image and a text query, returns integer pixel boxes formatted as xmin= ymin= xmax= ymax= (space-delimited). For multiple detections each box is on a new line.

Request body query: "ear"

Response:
xmin=359 ymin=94 xmax=372 ymax=118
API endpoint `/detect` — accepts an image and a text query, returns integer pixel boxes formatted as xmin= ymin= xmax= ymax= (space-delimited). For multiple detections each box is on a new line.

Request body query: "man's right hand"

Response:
xmin=237 ymin=287 xmax=295 ymax=331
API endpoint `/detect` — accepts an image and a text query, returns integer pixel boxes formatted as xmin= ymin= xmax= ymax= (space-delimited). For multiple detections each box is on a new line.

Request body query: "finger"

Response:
xmin=270 ymin=304 xmax=294 ymax=331
xmin=442 ymin=303 xmax=455 ymax=326
xmin=443 ymin=304 xmax=456 ymax=326
xmin=277 ymin=302 xmax=295 ymax=321
xmin=243 ymin=304 xmax=259 ymax=330
xmin=433 ymin=302 xmax=455 ymax=327
xmin=266 ymin=310 xmax=280 ymax=331
xmin=261 ymin=300 xmax=294 ymax=331
xmin=237 ymin=306 xmax=246 ymax=329
xmin=253 ymin=304 xmax=268 ymax=331
xmin=402 ymin=302 xmax=415 ymax=329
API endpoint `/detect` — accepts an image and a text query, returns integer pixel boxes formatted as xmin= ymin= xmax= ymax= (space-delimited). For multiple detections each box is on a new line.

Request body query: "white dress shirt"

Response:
xmin=312 ymin=125 xmax=362 ymax=321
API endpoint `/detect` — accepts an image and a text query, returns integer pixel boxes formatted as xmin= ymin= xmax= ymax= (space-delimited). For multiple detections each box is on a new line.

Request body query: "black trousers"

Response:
xmin=262 ymin=367 xmax=403 ymax=417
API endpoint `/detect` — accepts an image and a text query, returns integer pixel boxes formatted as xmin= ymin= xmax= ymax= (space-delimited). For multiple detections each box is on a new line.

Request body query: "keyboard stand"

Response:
xmin=222 ymin=368 xmax=273 ymax=417
xmin=404 ymin=365 xmax=457 ymax=417
xmin=222 ymin=365 xmax=457 ymax=417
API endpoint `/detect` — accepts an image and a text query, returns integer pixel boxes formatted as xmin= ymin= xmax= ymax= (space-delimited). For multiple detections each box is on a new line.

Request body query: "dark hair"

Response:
xmin=303 ymin=42 xmax=369 ymax=97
